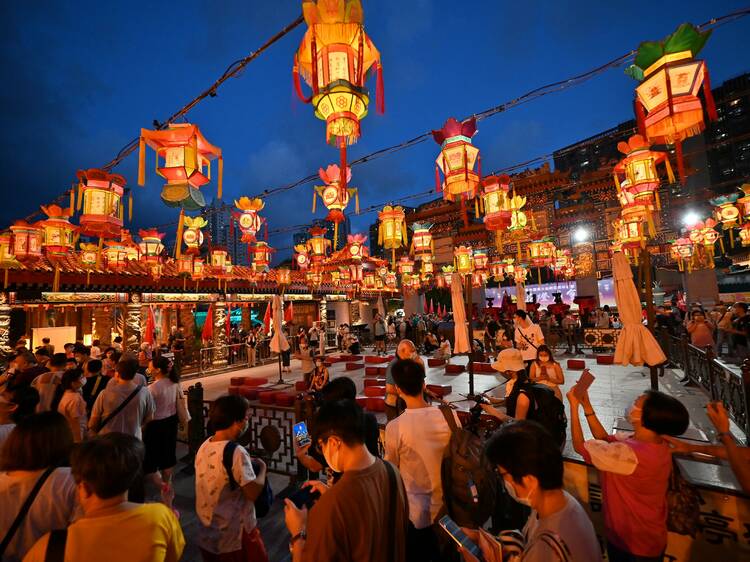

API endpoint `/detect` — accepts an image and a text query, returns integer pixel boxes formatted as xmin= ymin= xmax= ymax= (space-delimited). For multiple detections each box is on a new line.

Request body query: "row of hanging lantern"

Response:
xmin=670 ymin=218 xmax=721 ymax=272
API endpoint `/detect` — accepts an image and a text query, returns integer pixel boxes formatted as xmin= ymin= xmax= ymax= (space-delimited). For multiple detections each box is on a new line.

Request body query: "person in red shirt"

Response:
xmin=567 ymin=386 xmax=688 ymax=562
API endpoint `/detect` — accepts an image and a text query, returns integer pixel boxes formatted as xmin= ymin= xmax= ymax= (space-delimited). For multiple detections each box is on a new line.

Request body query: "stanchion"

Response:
xmin=181 ymin=382 xmax=205 ymax=474
xmin=640 ymin=248 xmax=659 ymax=391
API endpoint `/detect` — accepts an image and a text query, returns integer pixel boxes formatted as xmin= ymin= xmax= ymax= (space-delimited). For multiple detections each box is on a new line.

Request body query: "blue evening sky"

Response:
xmin=2 ymin=1 xmax=748 ymax=260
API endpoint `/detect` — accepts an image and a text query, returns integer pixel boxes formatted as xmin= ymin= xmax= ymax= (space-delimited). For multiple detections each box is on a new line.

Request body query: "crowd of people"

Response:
xmin=1 ymin=308 xmax=749 ymax=562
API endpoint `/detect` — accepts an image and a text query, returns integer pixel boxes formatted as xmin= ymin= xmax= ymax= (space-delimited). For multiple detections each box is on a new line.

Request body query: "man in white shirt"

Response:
xmin=195 ymin=394 xmax=268 ymax=562
xmin=31 ymin=353 xmax=66 ymax=412
xmin=385 ymin=359 xmax=457 ymax=562
xmin=513 ymin=310 xmax=545 ymax=365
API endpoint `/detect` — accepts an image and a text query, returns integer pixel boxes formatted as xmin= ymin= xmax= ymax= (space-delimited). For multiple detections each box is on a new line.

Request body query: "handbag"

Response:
xmin=666 ymin=460 xmax=701 ymax=536
xmin=0 ymin=467 xmax=56 ymax=557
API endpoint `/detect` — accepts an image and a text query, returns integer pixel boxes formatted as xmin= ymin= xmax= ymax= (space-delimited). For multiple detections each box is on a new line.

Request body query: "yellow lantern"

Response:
xmin=378 ymin=205 xmax=407 ymax=266
xmin=193 ymin=258 xmax=205 ymax=281
xmin=233 ymin=197 xmax=266 ymax=243
xmin=10 ymin=221 xmax=43 ymax=261
xmin=103 ymin=241 xmax=131 ymax=269
xmin=79 ymin=243 xmax=98 ymax=267
xmin=39 ymin=205 xmax=77 ymax=257
xmin=454 ymin=246 xmax=474 ymax=276
xmin=77 ymin=168 xmax=125 ymax=238
xmin=0 ymin=234 xmax=15 ymax=264
xmin=306 ymin=226 xmax=331 ymax=265
xmin=180 ymin=215 xmax=207 ymax=257
xmin=490 ymin=260 xmax=505 ymax=281
xmin=442 ymin=265 xmax=455 ymax=286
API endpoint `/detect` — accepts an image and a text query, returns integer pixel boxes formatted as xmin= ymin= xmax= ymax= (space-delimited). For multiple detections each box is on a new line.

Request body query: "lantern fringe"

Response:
xmin=76 ymin=183 xmax=83 ymax=211
xmin=175 ymin=209 xmax=185 ymax=259
xmin=218 ymin=156 xmax=224 ymax=200
xmin=376 ymin=62 xmax=385 ymax=114
xmin=312 ymin=191 xmax=317 ymax=213
xmin=703 ymin=66 xmax=718 ymax=122
xmin=664 ymin=157 xmax=676 ymax=185
xmin=138 ymin=136 xmax=146 ymax=186
xmin=128 ymin=192 xmax=133 ymax=222
xmin=310 ymin=33 xmax=318 ymax=96
xmin=355 ymin=190 xmax=359 ymax=214
xmin=292 ymin=58 xmax=312 ymax=103
xmin=333 ymin=223 xmax=338 ymax=250
xmin=634 ymin=99 xmax=647 ymax=137
xmin=675 ymin=140 xmax=686 ymax=183
xmin=69 ymin=189 xmax=75 ymax=213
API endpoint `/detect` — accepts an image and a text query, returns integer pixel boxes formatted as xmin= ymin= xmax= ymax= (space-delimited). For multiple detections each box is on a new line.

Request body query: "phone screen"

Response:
xmin=438 ymin=515 xmax=483 ymax=559
xmin=293 ymin=422 xmax=311 ymax=447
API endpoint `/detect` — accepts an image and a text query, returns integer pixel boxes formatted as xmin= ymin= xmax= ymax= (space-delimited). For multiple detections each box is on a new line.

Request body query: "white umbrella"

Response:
xmin=377 ymin=294 xmax=386 ymax=317
xmin=612 ymin=252 xmax=666 ymax=366
xmin=451 ymin=272 xmax=470 ymax=354
xmin=269 ymin=295 xmax=290 ymax=353
xmin=515 ymin=283 xmax=526 ymax=312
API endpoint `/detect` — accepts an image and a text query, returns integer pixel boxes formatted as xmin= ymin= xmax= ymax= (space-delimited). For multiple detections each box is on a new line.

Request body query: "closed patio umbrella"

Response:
xmin=451 ymin=272 xmax=470 ymax=354
xmin=516 ymin=283 xmax=526 ymax=312
xmin=377 ymin=294 xmax=386 ymax=318
xmin=269 ymin=295 xmax=290 ymax=354
xmin=613 ymin=252 xmax=666 ymax=366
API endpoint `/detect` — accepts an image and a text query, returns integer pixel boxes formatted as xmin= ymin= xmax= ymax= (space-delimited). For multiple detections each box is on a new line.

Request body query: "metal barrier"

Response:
xmin=659 ymin=329 xmax=750 ymax=443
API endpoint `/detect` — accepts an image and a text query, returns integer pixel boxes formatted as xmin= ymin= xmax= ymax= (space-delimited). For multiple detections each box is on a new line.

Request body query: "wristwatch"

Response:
xmin=289 ymin=531 xmax=306 ymax=552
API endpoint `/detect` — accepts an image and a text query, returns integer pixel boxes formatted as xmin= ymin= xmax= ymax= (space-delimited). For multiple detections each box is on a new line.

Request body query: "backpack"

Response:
xmin=439 ymin=406 xmax=500 ymax=528
xmin=222 ymin=442 xmax=274 ymax=518
xmin=525 ymin=384 xmax=567 ymax=448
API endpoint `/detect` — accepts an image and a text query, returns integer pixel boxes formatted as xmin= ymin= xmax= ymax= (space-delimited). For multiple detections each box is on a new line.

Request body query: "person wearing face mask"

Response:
xmin=56 ymin=369 xmax=88 ymax=443
xmin=529 ymin=345 xmax=564 ymax=401
xmin=22 ymin=432 xmax=184 ymax=562
xmin=567 ymin=387 xmax=689 ymax=562
xmin=294 ymin=341 xmax=315 ymax=388
xmin=686 ymin=309 xmax=715 ymax=351
xmin=513 ymin=310 xmax=545 ymax=371
xmin=309 ymin=357 xmax=330 ymax=392
xmin=195 ymin=395 xmax=268 ymax=562
xmin=384 ymin=340 xmax=424 ymax=421
xmin=459 ymin=420 xmax=601 ymax=562
xmin=284 ymin=399 xmax=409 ymax=562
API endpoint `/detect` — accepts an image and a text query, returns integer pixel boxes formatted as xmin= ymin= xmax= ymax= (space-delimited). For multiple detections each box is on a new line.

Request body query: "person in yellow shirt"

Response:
xmin=23 ymin=432 xmax=184 ymax=562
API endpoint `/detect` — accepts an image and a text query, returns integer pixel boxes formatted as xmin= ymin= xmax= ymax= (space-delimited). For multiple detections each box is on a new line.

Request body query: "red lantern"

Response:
xmin=294 ymin=245 xmax=310 ymax=270
xmin=345 ymin=233 xmax=368 ymax=261
xmin=410 ymin=221 xmax=433 ymax=260
xmin=10 ymin=221 xmax=43 ymax=261
xmin=39 ymin=205 xmax=78 ymax=257
xmin=251 ymin=242 xmax=273 ymax=273
xmin=306 ymin=227 xmax=331 ymax=265
xmin=233 ymin=197 xmax=265 ymax=243
xmin=313 ymin=165 xmax=359 ymax=248
xmin=77 ymin=168 xmax=125 ymax=238
xmin=433 ymin=118 xmax=481 ymax=212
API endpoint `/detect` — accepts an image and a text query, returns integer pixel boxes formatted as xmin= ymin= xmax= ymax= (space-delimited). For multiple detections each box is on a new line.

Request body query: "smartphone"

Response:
xmin=573 ymin=369 xmax=595 ymax=400
xmin=438 ymin=515 xmax=483 ymax=560
xmin=288 ymin=485 xmax=321 ymax=509
xmin=293 ymin=422 xmax=311 ymax=448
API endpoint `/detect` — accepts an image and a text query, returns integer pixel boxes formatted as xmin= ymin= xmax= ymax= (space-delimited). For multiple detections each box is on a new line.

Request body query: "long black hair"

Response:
xmin=152 ymin=355 xmax=179 ymax=383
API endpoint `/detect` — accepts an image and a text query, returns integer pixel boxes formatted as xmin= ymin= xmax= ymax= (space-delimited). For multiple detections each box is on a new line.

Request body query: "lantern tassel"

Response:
xmin=69 ymin=189 xmax=75 ymax=213
xmin=664 ymin=157 xmax=676 ymax=185
xmin=292 ymin=57 xmax=312 ymax=103
xmin=310 ymin=33 xmax=319 ymax=96
xmin=334 ymin=223 xmax=338 ymax=250
xmin=96 ymin=237 xmax=104 ymax=269
xmin=138 ymin=136 xmax=146 ymax=186
xmin=435 ymin=165 xmax=441 ymax=193
xmin=128 ymin=191 xmax=133 ymax=222
xmin=175 ymin=209 xmax=185 ymax=259
xmin=703 ymin=66 xmax=718 ymax=122
xmin=217 ymin=156 xmax=223 ymax=200
xmin=355 ymin=190 xmax=360 ymax=214
xmin=675 ymin=140 xmax=686 ymax=184
xmin=312 ymin=191 xmax=317 ymax=213
xmin=4 ymin=268 xmax=8 ymax=289
xmin=375 ymin=62 xmax=385 ymax=114
xmin=53 ymin=264 xmax=60 ymax=292
xmin=634 ymin=99 xmax=647 ymax=137
xmin=76 ymin=183 xmax=83 ymax=211
xmin=613 ymin=174 xmax=621 ymax=193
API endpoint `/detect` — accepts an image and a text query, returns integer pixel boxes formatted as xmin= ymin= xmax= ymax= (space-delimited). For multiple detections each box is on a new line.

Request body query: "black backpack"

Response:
xmin=439 ymin=406 xmax=500 ymax=528
xmin=223 ymin=442 xmax=274 ymax=517
xmin=525 ymin=384 xmax=568 ymax=448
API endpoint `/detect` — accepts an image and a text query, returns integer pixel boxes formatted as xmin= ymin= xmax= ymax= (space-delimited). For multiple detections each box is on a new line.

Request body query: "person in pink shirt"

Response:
xmin=686 ymin=309 xmax=715 ymax=351
xmin=567 ymin=386 xmax=689 ymax=561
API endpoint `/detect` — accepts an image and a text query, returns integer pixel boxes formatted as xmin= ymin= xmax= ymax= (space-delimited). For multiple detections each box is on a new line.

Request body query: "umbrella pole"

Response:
xmin=641 ymin=248 xmax=659 ymax=391
xmin=465 ymin=278 xmax=476 ymax=398
xmin=276 ymin=349 xmax=286 ymax=385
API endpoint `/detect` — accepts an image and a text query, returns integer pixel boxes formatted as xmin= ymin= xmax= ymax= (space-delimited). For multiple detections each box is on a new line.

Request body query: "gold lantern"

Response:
xmin=277 ymin=267 xmax=292 ymax=287
xmin=306 ymin=226 xmax=331 ymax=265
xmin=39 ymin=205 xmax=77 ymax=257
xmin=10 ymin=221 xmax=43 ymax=261
xmin=453 ymin=246 xmax=474 ymax=276
xmin=79 ymin=243 xmax=98 ymax=267
xmin=378 ymin=205 xmax=407 ymax=266
xmin=77 ymin=168 xmax=125 ymax=238
xmin=234 ymin=197 xmax=266 ymax=243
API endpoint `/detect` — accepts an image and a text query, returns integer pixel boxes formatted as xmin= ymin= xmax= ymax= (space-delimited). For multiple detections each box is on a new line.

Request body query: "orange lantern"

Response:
xmin=313 ymin=164 xmax=359 ymax=248
xmin=670 ymin=237 xmax=694 ymax=271
xmin=137 ymin=229 xmax=165 ymax=265
xmin=513 ymin=264 xmax=529 ymax=285
xmin=628 ymin=23 xmax=717 ymax=181
xmin=397 ymin=256 xmax=414 ymax=276
xmin=251 ymin=242 xmax=273 ymax=273
xmin=276 ymin=267 xmax=292 ymax=287
xmin=710 ymin=194 xmax=740 ymax=247
xmin=433 ymin=117 xmax=481 ymax=201
xmin=378 ymin=205 xmax=407 ymax=266
xmin=490 ymin=260 xmax=505 ymax=281
xmin=454 ymin=246 xmax=473 ymax=276
xmin=410 ymin=222 xmax=434 ymax=260
xmin=527 ymin=239 xmax=556 ymax=267
xmin=473 ymin=249 xmax=489 ymax=272
xmin=306 ymin=226 xmax=331 ymax=265
xmin=76 ymin=168 xmax=126 ymax=238
xmin=178 ymin=254 xmax=195 ymax=276
xmin=10 ymin=221 xmax=43 ymax=261
xmin=233 ymin=197 xmax=266 ymax=243
xmin=39 ymin=205 xmax=77 ymax=256
xmin=345 ymin=233 xmax=368 ymax=261
xmin=138 ymin=123 xmax=223 ymax=210
xmin=103 ymin=241 xmax=133 ymax=269
xmin=420 ymin=258 xmax=434 ymax=281
xmin=613 ymin=216 xmax=648 ymax=261
xmin=181 ymin=216 xmax=207 ymax=255
xmin=294 ymin=244 xmax=311 ymax=270
xmin=293 ymin=0 xmax=384 ymax=147
xmin=385 ymin=271 xmax=397 ymax=290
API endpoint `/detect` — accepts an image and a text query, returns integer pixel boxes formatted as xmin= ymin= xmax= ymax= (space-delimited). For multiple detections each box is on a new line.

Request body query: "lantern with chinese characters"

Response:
xmin=480 ymin=174 xmax=514 ymax=249
xmin=293 ymin=0 xmax=384 ymax=147
xmin=613 ymin=134 xmax=675 ymax=231
xmin=76 ymin=168 xmax=125 ymax=238
xmin=346 ymin=233 xmax=368 ymax=261
xmin=670 ymin=237 xmax=694 ymax=271
xmin=39 ymin=205 xmax=78 ymax=257
xmin=313 ymin=165 xmax=359 ymax=248
xmin=276 ymin=267 xmax=292 ymax=287
xmin=490 ymin=260 xmax=505 ymax=281
xmin=397 ymin=256 xmax=414 ymax=278
xmin=432 ymin=117 xmax=481 ymax=205
xmin=251 ymin=242 xmax=273 ymax=273
xmin=138 ymin=123 xmax=223 ymax=210
xmin=627 ymin=23 xmax=717 ymax=181
xmin=137 ymin=229 xmax=165 ymax=265
xmin=453 ymin=246 xmax=473 ymax=276
xmin=710 ymin=194 xmax=740 ymax=247
xmin=10 ymin=221 xmax=43 ymax=261
xmin=306 ymin=227 xmax=331 ymax=265
xmin=473 ymin=249 xmax=489 ymax=272
xmin=103 ymin=241 xmax=132 ymax=269
xmin=294 ymin=244 xmax=311 ymax=270
xmin=410 ymin=222 xmax=434 ymax=260
xmin=181 ymin=216 xmax=207 ymax=255
xmin=233 ymin=197 xmax=266 ymax=243
xmin=378 ymin=205 xmax=407 ymax=266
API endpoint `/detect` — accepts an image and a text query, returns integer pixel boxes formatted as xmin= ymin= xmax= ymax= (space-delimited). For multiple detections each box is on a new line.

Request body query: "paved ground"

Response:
xmin=169 ymin=346 xmax=732 ymax=561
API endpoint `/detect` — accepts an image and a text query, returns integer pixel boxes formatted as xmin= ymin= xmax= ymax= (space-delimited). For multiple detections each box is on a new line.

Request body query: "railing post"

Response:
xmin=185 ymin=382 xmax=206 ymax=466
xmin=740 ymin=359 xmax=750 ymax=444
xmin=681 ymin=336 xmax=692 ymax=384
xmin=705 ymin=345 xmax=718 ymax=400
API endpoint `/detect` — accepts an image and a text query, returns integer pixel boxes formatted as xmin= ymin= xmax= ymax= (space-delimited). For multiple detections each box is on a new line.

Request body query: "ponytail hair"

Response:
xmin=153 ymin=355 xmax=179 ymax=383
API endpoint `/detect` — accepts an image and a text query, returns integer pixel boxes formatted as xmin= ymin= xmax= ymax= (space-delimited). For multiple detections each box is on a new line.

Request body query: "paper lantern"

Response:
xmin=182 ymin=216 xmax=207 ymax=254
xmin=192 ymin=258 xmax=205 ymax=281
xmin=670 ymin=237 xmax=694 ymax=271
xmin=77 ymin=168 xmax=125 ymax=238
xmin=39 ymin=205 xmax=77 ymax=256
xmin=349 ymin=263 xmax=363 ymax=284
xmin=103 ymin=241 xmax=133 ymax=269
xmin=10 ymin=221 xmax=43 ymax=261
xmin=410 ymin=222 xmax=434 ymax=260
xmin=0 ymin=234 xmax=15 ymax=264
xmin=513 ymin=264 xmax=528 ymax=285
xmin=346 ymin=233 xmax=368 ymax=261
xmin=441 ymin=266 xmax=455 ymax=287
xmin=710 ymin=194 xmax=740 ymax=246
xmin=453 ymin=246 xmax=473 ymax=276
xmin=420 ymin=258 xmax=434 ymax=280
xmin=294 ymin=244 xmax=311 ymax=270
xmin=138 ymin=123 xmax=223 ymax=210
xmin=385 ymin=271 xmax=397 ymax=290
xmin=277 ymin=267 xmax=292 ymax=286
xmin=293 ymin=0 xmax=384 ymax=147
xmin=178 ymin=254 xmax=195 ymax=276
xmin=306 ymin=226 xmax=331 ymax=264
xmin=397 ymin=256 xmax=414 ymax=276
xmin=736 ymin=183 xmax=750 ymax=220
xmin=313 ymin=165 xmax=359 ymax=248
xmin=433 ymin=117 xmax=481 ymax=204
xmin=490 ymin=260 xmax=505 ymax=281
xmin=233 ymin=197 xmax=266 ymax=243
xmin=613 ymin=216 xmax=648 ymax=262
xmin=740 ymin=223 xmax=750 ymax=247
xmin=137 ymin=229 xmax=165 ymax=264
xmin=378 ymin=205 xmax=407 ymax=265
xmin=627 ymin=23 xmax=717 ymax=181
xmin=527 ymin=239 xmax=556 ymax=267
xmin=473 ymin=249 xmax=489 ymax=271
xmin=339 ymin=266 xmax=351 ymax=283
xmin=306 ymin=269 xmax=323 ymax=289
xmin=251 ymin=242 xmax=273 ymax=273
xmin=472 ymin=270 xmax=487 ymax=288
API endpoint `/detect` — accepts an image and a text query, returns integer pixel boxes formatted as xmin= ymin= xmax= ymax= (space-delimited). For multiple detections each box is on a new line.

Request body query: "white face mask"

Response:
xmin=626 ymin=404 xmax=642 ymax=426
xmin=322 ymin=438 xmax=342 ymax=472
xmin=503 ymin=478 xmax=533 ymax=506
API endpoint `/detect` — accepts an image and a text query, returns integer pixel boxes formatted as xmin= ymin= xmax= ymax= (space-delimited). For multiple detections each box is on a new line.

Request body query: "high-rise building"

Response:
xmin=202 ymin=199 xmax=250 ymax=266
xmin=553 ymin=120 xmax=637 ymax=177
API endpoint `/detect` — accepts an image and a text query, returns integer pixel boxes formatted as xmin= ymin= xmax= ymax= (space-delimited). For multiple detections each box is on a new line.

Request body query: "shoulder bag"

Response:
xmin=0 ymin=466 xmax=56 ymax=557
xmin=92 ymin=384 xmax=143 ymax=433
